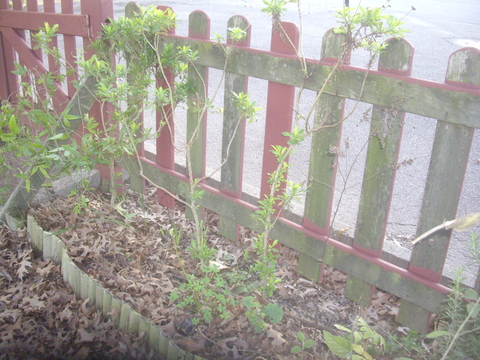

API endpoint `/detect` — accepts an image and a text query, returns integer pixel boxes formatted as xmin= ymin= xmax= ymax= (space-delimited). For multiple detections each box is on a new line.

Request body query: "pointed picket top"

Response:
xmin=446 ymin=47 xmax=480 ymax=87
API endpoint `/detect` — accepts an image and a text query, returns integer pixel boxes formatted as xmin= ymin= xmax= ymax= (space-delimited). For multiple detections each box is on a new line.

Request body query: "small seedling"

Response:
xmin=291 ymin=331 xmax=315 ymax=356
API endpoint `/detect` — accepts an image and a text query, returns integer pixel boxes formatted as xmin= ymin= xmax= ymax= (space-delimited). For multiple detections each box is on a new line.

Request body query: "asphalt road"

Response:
xmin=112 ymin=0 xmax=480 ymax=284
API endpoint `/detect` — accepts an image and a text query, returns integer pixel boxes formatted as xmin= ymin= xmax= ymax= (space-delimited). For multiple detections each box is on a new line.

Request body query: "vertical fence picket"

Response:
xmin=61 ymin=0 xmax=78 ymax=97
xmin=26 ymin=0 xmax=42 ymax=60
xmin=300 ymin=29 xmax=348 ymax=280
xmin=185 ymin=10 xmax=210 ymax=220
xmin=259 ymin=21 xmax=298 ymax=206
xmin=398 ymin=48 xmax=479 ymax=333
xmin=122 ymin=1 xmax=147 ymax=195
xmin=345 ymin=38 xmax=414 ymax=306
xmin=156 ymin=5 xmax=177 ymax=210
xmin=43 ymin=0 xmax=61 ymax=80
xmin=218 ymin=15 xmax=251 ymax=241
xmin=14 ymin=0 xmax=31 ymax=105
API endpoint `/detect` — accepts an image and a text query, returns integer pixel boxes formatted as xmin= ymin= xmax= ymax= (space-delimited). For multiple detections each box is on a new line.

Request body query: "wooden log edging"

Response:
xmin=26 ymin=215 xmax=206 ymax=360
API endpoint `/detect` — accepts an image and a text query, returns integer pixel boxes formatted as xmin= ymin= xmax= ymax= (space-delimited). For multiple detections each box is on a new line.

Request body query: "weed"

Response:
xmin=242 ymin=295 xmax=284 ymax=333
xmin=291 ymin=331 xmax=315 ymax=357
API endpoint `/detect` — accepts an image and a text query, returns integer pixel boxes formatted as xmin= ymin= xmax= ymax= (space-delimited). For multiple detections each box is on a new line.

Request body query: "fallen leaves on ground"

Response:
xmin=25 ymin=186 xmax=403 ymax=359
xmin=0 ymin=225 xmax=161 ymax=360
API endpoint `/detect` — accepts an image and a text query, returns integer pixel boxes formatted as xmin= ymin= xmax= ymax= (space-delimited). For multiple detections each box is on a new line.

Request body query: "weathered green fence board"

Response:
xmin=27 ymin=215 xmax=43 ymax=255
xmin=324 ymin=243 xmax=447 ymax=314
xmin=155 ymin=5 xmax=178 ymax=210
xmin=43 ymin=231 xmax=54 ymax=259
xmin=157 ymin=37 xmax=480 ymax=128
xmin=148 ymin=323 xmax=162 ymax=352
xmin=53 ymin=236 xmax=64 ymax=264
xmin=187 ymin=11 xmax=209 ymax=180
xmin=139 ymin=315 xmax=151 ymax=340
xmin=398 ymin=48 xmax=479 ymax=333
xmin=127 ymin=157 xmax=327 ymax=258
xmin=167 ymin=341 xmax=181 ymax=360
xmin=185 ymin=10 xmax=209 ymax=222
xmin=301 ymin=29 xmax=347 ymax=279
xmin=218 ymin=15 xmax=251 ymax=241
xmin=129 ymin=156 xmax=451 ymax=316
xmin=345 ymin=38 xmax=413 ymax=306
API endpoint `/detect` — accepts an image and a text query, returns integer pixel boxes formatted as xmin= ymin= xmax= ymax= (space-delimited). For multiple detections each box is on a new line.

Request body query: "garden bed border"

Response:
xmin=26 ymin=214 xmax=206 ymax=360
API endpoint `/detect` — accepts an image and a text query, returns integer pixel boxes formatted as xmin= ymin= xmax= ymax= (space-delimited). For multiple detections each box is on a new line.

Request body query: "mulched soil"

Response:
xmin=0 ymin=225 xmax=160 ymax=360
xmin=3 ymin=185 xmax=406 ymax=359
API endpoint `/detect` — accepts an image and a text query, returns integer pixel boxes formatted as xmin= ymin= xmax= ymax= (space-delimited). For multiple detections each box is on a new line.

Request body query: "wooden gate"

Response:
xmin=0 ymin=0 xmax=112 ymax=106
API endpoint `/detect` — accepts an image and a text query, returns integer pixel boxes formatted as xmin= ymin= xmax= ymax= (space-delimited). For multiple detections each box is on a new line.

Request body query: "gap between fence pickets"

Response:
xmin=26 ymin=215 xmax=208 ymax=360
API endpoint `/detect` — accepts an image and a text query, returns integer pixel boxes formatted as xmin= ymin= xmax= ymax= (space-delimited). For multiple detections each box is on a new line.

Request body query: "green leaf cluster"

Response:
xmin=243 ymin=295 xmax=283 ymax=333
xmin=324 ymin=317 xmax=385 ymax=360
xmin=291 ymin=331 xmax=315 ymax=355
xmin=333 ymin=5 xmax=409 ymax=56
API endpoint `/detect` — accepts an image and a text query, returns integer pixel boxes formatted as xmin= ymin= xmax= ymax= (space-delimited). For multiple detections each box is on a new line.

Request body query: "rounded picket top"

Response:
xmin=378 ymin=37 xmax=414 ymax=75
xmin=321 ymin=28 xmax=351 ymax=62
xmin=445 ymin=47 xmax=480 ymax=87
xmin=227 ymin=15 xmax=251 ymax=46
xmin=189 ymin=10 xmax=211 ymax=39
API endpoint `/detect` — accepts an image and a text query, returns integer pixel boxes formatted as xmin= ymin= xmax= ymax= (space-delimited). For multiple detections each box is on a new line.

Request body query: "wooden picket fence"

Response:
xmin=120 ymin=4 xmax=480 ymax=334
xmin=1 ymin=0 xmax=480 ymax=335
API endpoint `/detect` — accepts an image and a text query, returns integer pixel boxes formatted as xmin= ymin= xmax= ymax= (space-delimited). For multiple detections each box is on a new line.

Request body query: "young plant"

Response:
xmin=291 ymin=331 xmax=315 ymax=357
xmin=424 ymin=234 xmax=480 ymax=360
xmin=324 ymin=317 xmax=386 ymax=360
xmin=242 ymin=295 xmax=284 ymax=333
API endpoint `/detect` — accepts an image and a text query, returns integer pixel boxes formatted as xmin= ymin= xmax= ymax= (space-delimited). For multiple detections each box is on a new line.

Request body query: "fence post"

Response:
xmin=398 ymin=47 xmax=479 ymax=333
xmin=300 ymin=29 xmax=348 ymax=281
xmin=345 ymin=38 xmax=414 ymax=306
xmin=218 ymin=16 xmax=251 ymax=241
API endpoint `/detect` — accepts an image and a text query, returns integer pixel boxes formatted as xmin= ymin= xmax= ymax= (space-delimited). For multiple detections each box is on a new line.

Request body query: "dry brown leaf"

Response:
xmin=77 ymin=328 xmax=97 ymax=343
xmin=22 ymin=295 xmax=46 ymax=309
xmin=175 ymin=335 xmax=206 ymax=353
xmin=266 ymin=327 xmax=286 ymax=347
xmin=16 ymin=256 xmax=32 ymax=280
